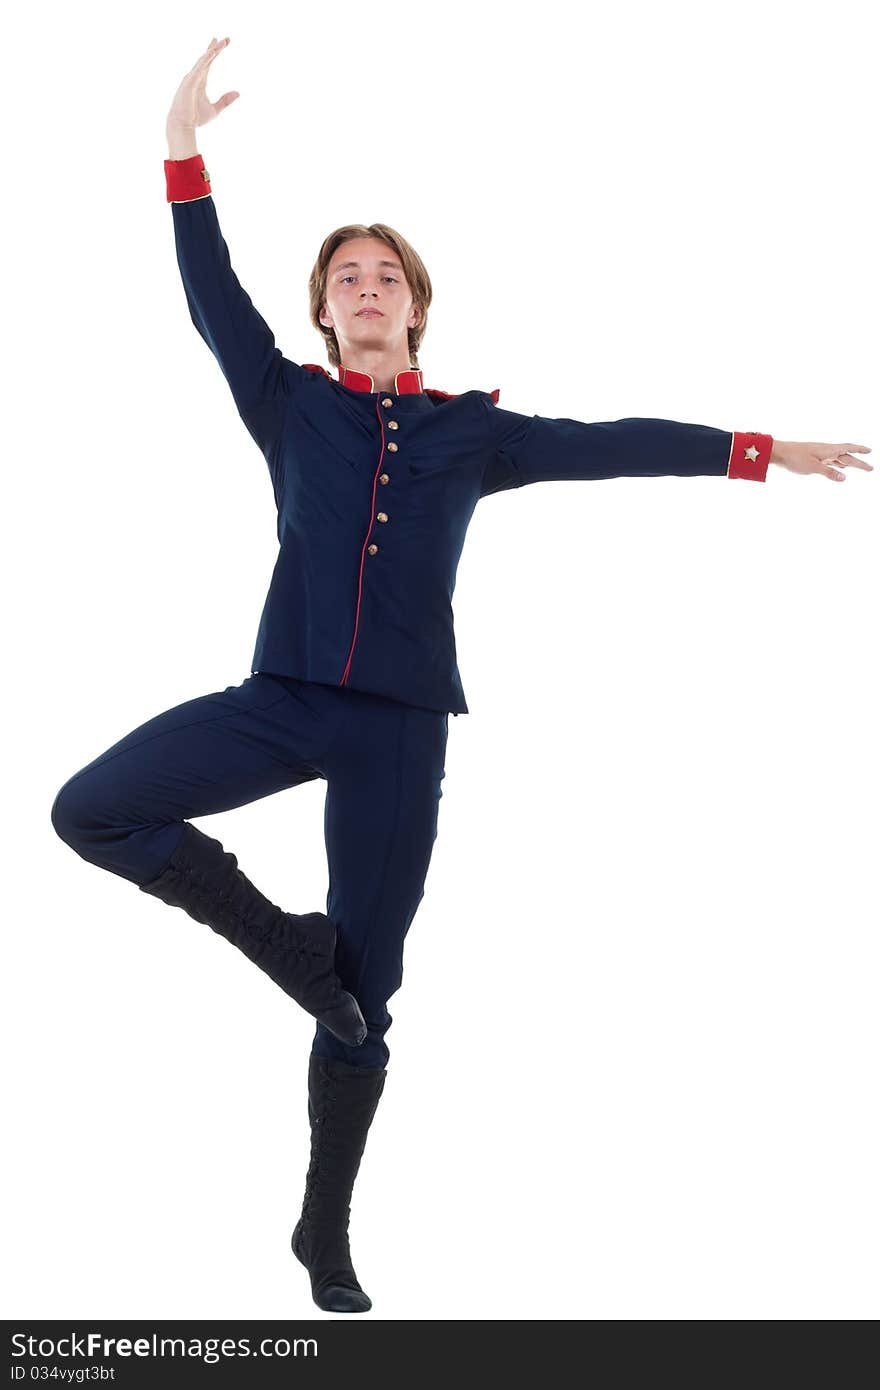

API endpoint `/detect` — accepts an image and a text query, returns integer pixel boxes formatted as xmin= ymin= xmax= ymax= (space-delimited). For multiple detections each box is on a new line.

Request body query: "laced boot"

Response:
xmin=138 ymin=823 xmax=366 ymax=1046
xmin=291 ymin=1054 xmax=387 ymax=1312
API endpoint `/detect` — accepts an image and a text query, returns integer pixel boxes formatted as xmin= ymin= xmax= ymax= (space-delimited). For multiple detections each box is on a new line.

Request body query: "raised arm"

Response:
xmin=479 ymin=396 xmax=772 ymax=497
xmin=165 ymin=38 xmax=302 ymax=454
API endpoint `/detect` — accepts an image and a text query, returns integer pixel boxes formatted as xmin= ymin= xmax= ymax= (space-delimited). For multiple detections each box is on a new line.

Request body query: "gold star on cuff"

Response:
xmin=744 ymin=445 xmax=760 ymax=462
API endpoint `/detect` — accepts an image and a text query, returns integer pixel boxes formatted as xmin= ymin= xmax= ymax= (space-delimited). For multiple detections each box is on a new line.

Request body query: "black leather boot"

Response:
xmin=137 ymin=823 xmax=366 ymax=1047
xmin=291 ymin=1054 xmax=387 ymax=1313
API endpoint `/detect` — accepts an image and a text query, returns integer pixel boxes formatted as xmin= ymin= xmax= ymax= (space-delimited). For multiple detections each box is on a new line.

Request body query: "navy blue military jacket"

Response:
xmin=166 ymin=162 xmax=772 ymax=716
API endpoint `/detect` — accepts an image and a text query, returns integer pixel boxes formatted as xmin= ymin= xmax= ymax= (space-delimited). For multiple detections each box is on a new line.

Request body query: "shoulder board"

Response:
xmin=426 ymin=386 xmax=501 ymax=404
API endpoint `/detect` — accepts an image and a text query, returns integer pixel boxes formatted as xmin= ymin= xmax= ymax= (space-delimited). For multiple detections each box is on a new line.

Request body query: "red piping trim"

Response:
xmin=339 ymin=394 xmax=386 ymax=686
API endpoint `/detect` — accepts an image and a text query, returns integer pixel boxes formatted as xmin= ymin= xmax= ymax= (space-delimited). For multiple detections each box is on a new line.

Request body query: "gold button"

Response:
xmin=387 ymin=441 xmax=398 ymax=452
xmin=377 ymin=512 xmax=388 ymax=522
xmin=379 ymin=473 xmax=390 ymax=484
xmin=388 ymin=419 xmax=399 ymax=430
xmin=368 ymin=543 xmax=379 ymax=555
xmin=381 ymin=397 xmax=393 ymax=408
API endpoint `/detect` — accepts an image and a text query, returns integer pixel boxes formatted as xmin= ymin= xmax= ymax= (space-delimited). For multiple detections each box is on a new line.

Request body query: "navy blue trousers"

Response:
xmin=50 ymin=673 xmax=449 ymax=1068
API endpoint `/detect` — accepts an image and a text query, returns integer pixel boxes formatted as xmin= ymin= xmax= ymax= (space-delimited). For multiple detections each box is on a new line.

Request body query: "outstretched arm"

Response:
xmin=479 ymin=398 xmax=772 ymax=495
xmin=164 ymin=160 xmax=293 ymax=416
xmin=479 ymin=399 xmax=871 ymax=496
xmin=165 ymin=38 xmax=303 ymax=460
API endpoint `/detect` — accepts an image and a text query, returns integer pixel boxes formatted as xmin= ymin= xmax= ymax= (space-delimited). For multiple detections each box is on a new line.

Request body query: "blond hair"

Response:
xmin=308 ymin=223 xmax=432 ymax=369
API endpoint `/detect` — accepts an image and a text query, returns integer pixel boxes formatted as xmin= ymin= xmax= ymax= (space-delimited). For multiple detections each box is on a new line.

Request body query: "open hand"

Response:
xmin=770 ymin=441 xmax=873 ymax=482
xmin=167 ymin=36 xmax=238 ymax=132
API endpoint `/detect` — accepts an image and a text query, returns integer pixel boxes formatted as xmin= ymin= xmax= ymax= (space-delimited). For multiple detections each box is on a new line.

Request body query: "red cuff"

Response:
xmin=728 ymin=430 xmax=772 ymax=482
xmin=165 ymin=154 xmax=212 ymax=203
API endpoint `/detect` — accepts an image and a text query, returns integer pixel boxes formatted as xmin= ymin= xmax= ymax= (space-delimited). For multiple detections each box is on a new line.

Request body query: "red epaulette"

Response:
xmin=425 ymin=386 xmax=501 ymax=404
xmin=302 ymin=363 xmax=332 ymax=378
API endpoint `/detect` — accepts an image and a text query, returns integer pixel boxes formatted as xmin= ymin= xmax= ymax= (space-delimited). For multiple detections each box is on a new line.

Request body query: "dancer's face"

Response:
xmin=320 ymin=238 xmax=420 ymax=358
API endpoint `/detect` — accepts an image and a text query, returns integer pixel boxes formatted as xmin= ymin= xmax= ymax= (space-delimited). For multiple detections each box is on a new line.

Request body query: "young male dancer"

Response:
xmin=50 ymin=36 xmax=872 ymax=1313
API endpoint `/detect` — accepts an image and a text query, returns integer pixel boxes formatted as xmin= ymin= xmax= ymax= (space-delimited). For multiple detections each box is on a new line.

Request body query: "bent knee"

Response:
xmin=50 ymin=774 xmax=100 ymax=851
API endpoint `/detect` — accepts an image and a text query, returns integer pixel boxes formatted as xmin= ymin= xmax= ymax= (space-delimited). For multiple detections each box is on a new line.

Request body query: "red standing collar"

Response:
xmin=337 ymin=364 xmax=425 ymax=395
xmin=301 ymin=362 xmax=500 ymax=404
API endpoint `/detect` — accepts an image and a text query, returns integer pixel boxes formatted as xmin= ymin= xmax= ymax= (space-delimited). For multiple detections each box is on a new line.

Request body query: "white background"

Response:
xmin=4 ymin=0 xmax=877 ymax=1322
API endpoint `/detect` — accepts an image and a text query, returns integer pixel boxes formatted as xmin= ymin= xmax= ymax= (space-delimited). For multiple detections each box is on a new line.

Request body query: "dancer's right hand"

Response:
xmin=166 ymin=36 xmax=239 ymax=132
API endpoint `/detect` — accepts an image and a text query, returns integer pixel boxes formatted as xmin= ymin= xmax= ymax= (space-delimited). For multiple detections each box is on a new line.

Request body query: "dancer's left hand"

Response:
xmin=770 ymin=440 xmax=873 ymax=482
